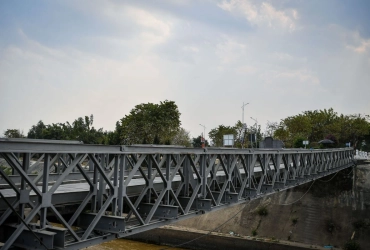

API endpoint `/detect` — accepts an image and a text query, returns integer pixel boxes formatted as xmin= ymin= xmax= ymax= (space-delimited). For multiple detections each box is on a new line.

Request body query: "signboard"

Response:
xmin=223 ymin=134 xmax=234 ymax=146
xmin=303 ymin=140 xmax=309 ymax=145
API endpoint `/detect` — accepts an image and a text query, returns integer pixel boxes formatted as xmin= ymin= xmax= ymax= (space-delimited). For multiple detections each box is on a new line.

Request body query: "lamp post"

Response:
xmin=241 ymin=102 xmax=249 ymax=125
xmin=250 ymin=117 xmax=258 ymax=148
xmin=250 ymin=117 xmax=258 ymax=130
xmin=199 ymin=124 xmax=206 ymax=144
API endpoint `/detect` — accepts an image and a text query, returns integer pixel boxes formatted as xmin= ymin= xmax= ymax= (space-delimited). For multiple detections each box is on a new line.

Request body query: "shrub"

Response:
xmin=251 ymin=229 xmax=258 ymax=236
xmin=344 ymin=240 xmax=361 ymax=250
xmin=292 ymin=217 xmax=298 ymax=225
xmin=353 ymin=220 xmax=369 ymax=230
xmin=257 ymin=206 xmax=268 ymax=216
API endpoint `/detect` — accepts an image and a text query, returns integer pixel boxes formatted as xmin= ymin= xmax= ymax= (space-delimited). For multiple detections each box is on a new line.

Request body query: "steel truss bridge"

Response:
xmin=0 ymin=140 xmax=355 ymax=250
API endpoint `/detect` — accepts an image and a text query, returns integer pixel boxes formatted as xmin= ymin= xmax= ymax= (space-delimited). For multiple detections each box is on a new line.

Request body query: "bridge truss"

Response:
xmin=0 ymin=140 xmax=354 ymax=249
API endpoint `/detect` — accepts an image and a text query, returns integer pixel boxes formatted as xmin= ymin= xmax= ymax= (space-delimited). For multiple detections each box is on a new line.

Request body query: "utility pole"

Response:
xmin=241 ymin=102 xmax=249 ymax=148
xmin=199 ymin=124 xmax=206 ymax=147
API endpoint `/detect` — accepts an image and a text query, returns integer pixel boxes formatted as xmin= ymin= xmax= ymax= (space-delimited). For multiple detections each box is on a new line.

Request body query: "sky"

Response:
xmin=1 ymin=0 xmax=370 ymax=140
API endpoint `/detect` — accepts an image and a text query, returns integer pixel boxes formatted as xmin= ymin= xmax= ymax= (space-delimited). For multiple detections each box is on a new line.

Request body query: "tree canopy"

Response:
xmin=272 ymin=108 xmax=370 ymax=149
xmin=192 ymin=136 xmax=209 ymax=148
xmin=26 ymin=115 xmax=106 ymax=144
xmin=172 ymin=127 xmax=191 ymax=147
xmin=208 ymin=120 xmax=262 ymax=148
xmin=3 ymin=129 xmax=25 ymax=138
xmin=113 ymin=100 xmax=181 ymax=145
xmin=3 ymin=104 xmax=369 ymax=151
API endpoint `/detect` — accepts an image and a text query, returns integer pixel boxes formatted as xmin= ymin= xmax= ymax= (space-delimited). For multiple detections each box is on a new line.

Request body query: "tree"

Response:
xmin=28 ymin=121 xmax=46 ymax=139
xmin=26 ymin=115 xmax=106 ymax=144
xmin=115 ymin=100 xmax=181 ymax=145
xmin=293 ymin=137 xmax=305 ymax=148
xmin=339 ymin=114 xmax=369 ymax=149
xmin=208 ymin=120 xmax=261 ymax=148
xmin=208 ymin=125 xmax=236 ymax=147
xmin=172 ymin=128 xmax=191 ymax=147
xmin=4 ymin=129 xmax=25 ymax=138
xmin=43 ymin=123 xmax=72 ymax=140
xmin=70 ymin=115 xmax=105 ymax=144
xmin=192 ymin=136 xmax=209 ymax=148
xmin=273 ymin=108 xmax=370 ymax=148
xmin=265 ymin=121 xmax=279 ymax=137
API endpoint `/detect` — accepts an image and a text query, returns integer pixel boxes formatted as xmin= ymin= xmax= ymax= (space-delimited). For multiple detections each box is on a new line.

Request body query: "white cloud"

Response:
xmin=124 ymin=6 xmax=172 ymax=44
xmin=65 ymin=1 xmax=173 ymax=46
xmin=274 ymin=69 xmax=320 ymax=86
xmin=1 ymin=1 xmax=370 ymax=139
xmin=216 ymin=37 xmax=246 ymax=63
xmin=0 ymin=29 xmax=172 ymax=132
xmin=218 ymin=0 xmax=298 ymax=32
xmin=348 ymin=38 xmax=370 ymax=54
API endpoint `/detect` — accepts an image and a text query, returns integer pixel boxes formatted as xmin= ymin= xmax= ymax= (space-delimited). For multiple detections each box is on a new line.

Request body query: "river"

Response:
xmin=86 ymin=238 xmax=184 ymax=250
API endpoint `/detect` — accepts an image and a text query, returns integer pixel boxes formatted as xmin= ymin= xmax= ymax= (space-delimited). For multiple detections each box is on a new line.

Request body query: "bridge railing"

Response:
xmin=0 ymin=140 xmax=355 ymax=250
xmin=355 ymin=149 xmax=369 ymax=160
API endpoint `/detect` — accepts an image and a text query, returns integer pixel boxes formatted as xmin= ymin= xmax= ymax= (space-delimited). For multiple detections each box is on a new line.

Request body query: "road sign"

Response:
xmin=223 ymin=134 xmax=234 ymax=146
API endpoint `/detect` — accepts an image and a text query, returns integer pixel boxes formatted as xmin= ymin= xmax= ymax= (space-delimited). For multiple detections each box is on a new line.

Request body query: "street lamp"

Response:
xmin=250 ymin=117 xmax=258 ymax=129
xmin=250 ymin=117 xmax=258 ymax=148
xmin=199 ymin=124 xmax=206 ymax=141
xmin=241 ymin=102 xmax=249 ymax=126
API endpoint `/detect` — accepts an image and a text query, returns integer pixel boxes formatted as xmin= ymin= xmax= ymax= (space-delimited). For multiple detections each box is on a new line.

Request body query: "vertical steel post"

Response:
xmin=165 ymin=154 xmax=170 ymax=205
xmin=147 ymin=156 xmax=152 ymax=203
xmin=92 ymin=154 xmax=98 ymax=213
xmin=40 ymin=153 xmax=49 ymax=228
xmin=201 ymin=154 xmax=206 ymax=198
xmin=19 ymin=153 xmax=30 ymax=222
xmin=97 ymin=154 xmax=104 ymax=209
xmin=117 ymin=154 xmax=126 ymax=216
xmin=112 ymin=155 xmax=119 ymax=215
xmin=184 ymin=156 xmax=190 ymax=197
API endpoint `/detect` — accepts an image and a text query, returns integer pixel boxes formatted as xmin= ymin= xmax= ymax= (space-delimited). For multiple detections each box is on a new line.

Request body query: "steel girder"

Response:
xmin=0 ymin=141 xmax=355 ymax=249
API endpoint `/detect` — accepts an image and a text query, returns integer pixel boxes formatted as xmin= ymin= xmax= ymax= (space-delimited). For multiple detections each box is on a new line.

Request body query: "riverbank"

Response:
xmin=127 ymin=225 xmax=331 ymax=250
xmin=128 ymin=161 xmax=370 ymax=250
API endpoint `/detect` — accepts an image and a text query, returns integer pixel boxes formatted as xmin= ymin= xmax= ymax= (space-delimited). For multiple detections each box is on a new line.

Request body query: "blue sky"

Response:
xmin=1 ymin=0 xmax=370 ymax=140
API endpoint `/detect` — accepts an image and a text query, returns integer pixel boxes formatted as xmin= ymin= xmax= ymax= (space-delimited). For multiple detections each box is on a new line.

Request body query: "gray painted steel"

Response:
xmin=0 ymin=141 xmax=355 ymax=249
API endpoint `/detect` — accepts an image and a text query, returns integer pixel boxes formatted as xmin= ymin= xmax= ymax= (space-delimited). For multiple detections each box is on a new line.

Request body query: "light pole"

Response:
xmin=199 ymin=124 xmax=206 ymax=142
xmin=250 ymin=117 xmax=258 ymax=130
xmin=241 ymin=102 xmax=249 ymax=125
xmin=250 ymin=117 xmax=258 ymax=148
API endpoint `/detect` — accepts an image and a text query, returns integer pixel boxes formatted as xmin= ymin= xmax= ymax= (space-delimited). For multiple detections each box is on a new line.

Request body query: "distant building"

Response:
xmin=259 ymin=137 xmax=284 ymax=148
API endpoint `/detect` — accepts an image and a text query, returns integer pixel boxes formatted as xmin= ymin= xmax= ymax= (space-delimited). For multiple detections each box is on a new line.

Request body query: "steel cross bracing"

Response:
xmin=0 ymin=141 xmax=355 ymax=250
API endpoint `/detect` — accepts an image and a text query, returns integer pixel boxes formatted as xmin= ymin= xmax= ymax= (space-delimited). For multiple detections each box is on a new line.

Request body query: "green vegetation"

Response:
xmin=292 ymin=217 xmax=298 ymax=225
xmin=3 ymin=106 xmax=369 ymax=149
xmin=256 ymin=206 xmax=268 ymax=216
xmin=4 ymin=129 xmax=25 ymax=138
xmin=3 ymin=100 xmax=186 ymax=146
xmin=326 ymin=219 xmax=336 ymax=234
xmin=191 ymin=136 xmax=209 ymax=148
xmin=208 ymin=120 xmax=262 ymax=148
xmin=112 ymin=100 xmax=181 ymax=145
xmin=251 ymin=229 xmax=258 ymax=236
xmin=0 ymin=165 xmax=12 ymax=176
xmin=353 ymin=219 xmax=370 ymax=230
xmin=269 ymin=108 xmax=370 ymax=149
xmin=26 ymin=115 xmax=106 ymax=144
xmin=344 ymin=240 xmax=361 ymax=250
xmin=172 ymin=128 xmax=192 ymax=147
